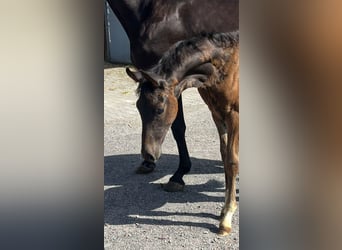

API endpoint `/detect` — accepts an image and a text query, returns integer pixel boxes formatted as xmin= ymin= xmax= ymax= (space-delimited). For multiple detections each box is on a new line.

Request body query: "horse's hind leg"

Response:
xmin=219 ymin=110 xmax=239 ymax=235
xmin=162 ymin=95 xmax=192 ymax=192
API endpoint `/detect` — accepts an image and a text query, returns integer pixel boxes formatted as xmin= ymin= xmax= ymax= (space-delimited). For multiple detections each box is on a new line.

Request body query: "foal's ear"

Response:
xmin=174 ymin=74 xmax=208 ymax=98
xmin=126 ymin=67 xmax=143 ymax=82
xmin=140 ymin=71 xmax=166 ymax=89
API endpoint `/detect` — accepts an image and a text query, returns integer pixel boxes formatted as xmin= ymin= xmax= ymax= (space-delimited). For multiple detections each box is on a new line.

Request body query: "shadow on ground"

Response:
xmin=104 ymin=154 xmax=228 ymax=232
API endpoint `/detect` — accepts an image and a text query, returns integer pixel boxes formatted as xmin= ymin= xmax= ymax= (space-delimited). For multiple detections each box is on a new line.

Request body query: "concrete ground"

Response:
xmin=104 ymin=62 xmax=239 ymax=249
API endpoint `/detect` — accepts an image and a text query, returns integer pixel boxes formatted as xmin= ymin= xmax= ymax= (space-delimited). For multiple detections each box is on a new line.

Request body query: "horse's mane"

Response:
xmin=152 ymin=31 xmax=239 ymax=77
xmin=136 ymin=31 xmax=239 ymax=95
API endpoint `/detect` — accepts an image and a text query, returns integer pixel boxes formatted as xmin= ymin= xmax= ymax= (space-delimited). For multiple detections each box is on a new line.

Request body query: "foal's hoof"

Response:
xmin=135 ymin=161 xmax=156 ymax=174
xmin=218 ymin=226 xmax=231 ymax=236
xmin=161 ymin=181 xmax=184 ymax=192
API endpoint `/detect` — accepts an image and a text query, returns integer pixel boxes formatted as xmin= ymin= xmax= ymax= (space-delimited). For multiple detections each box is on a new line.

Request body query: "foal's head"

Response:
xmin=126 ymin=68 xmax=179 ymax=163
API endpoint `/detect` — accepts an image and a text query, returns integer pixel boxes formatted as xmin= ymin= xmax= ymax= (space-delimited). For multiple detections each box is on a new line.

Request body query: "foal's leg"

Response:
xmin=212 ymin=115 xmax=228 ymax=175
xmin=162 ymin=95 xmax=192 ymax=192
xmin=219 ymin=110 xmax=239 ymax=235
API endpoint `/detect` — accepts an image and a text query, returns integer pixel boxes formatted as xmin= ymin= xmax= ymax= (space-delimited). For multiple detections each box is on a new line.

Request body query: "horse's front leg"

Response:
xmin=219 ymin=110 xmax=239 ymax=235
xmin=162 ymin=95 xmax=192 ymax=192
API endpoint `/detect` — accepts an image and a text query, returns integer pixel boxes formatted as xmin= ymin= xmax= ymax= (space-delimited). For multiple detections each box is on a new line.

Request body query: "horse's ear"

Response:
xmin=175 ymin=74 xmax=208 ymax=98
xmin=157 ymin=79 xmax=167 ymax=89
xmin=140 ymin=71 xmax=166 ymax=89
xmin=126 ymin=67 xmax=143 ymax=82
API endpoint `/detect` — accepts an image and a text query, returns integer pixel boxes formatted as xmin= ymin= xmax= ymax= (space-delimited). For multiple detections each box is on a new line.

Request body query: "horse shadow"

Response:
xmin=104 ymin=154 xmax=234 ymax=233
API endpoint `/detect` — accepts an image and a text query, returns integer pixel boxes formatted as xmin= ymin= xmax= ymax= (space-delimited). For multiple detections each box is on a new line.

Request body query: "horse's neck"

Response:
xmin=158 ymin=41 xmax=218 ymax=83
xmin=158 ymin=33 xmax=238 ymax=83
xmin=156 ymin=49 xmax=216 ymax=100
xmin=107 ymin=0 xmax=143 ymax=40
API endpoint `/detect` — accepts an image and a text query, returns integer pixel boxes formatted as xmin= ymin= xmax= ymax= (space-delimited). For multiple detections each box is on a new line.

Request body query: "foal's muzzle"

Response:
xmin=141 ymin=150 xmax=161 ymax=163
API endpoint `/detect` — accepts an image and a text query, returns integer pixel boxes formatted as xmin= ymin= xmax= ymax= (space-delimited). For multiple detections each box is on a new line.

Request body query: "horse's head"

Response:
xmin=126 ymin=68 xmax=179 ymax=164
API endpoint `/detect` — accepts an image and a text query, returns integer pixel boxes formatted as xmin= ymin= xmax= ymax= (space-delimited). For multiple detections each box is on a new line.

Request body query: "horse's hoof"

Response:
xmin=161 ymin=181 xmax=184 ymax=192
xmin=135 ymin=161 xmax=156 ymax=174
xmin=218 ymin=226 xmax=231 ymax=236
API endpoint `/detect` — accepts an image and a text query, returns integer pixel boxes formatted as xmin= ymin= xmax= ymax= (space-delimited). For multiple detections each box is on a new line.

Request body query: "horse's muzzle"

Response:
xmin=142 ymin=149 xmax=161 ymax=163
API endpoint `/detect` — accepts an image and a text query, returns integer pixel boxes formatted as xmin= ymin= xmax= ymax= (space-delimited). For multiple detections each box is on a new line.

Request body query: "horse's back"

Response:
xmin=132 ymin=0 xmax=239 ymax=68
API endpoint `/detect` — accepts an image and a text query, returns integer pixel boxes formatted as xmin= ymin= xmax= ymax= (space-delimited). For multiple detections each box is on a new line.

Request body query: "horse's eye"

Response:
xmin=156 ymin=108 xmax=164 ymax=115
xmin=158 ymin=95 xmax=166 ymax=103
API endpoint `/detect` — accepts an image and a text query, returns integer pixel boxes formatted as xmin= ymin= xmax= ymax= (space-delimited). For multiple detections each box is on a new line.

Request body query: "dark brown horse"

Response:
xmin=126 ymin=32 xmax=239 ymax=235
xmin=107 ymin=0 xmax=238 ymax=190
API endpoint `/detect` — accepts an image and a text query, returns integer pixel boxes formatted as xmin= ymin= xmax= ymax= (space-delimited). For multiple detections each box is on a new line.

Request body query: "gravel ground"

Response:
xmin=104 ymin=62 xmax=239 ymax=249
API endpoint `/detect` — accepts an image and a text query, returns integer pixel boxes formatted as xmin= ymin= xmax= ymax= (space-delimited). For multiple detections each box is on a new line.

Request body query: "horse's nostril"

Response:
xmin=144 ymin=153 xmax=155 ymax=163
xmin=147 ymin=155 xmax=155 ymax=162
